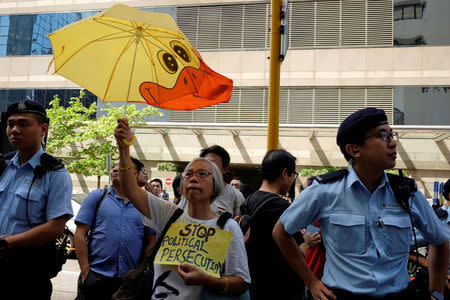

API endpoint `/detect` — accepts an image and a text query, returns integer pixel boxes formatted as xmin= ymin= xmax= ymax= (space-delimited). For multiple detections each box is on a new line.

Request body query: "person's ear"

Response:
xmin=41 ymin=123 xmax=49 ymax=138
xmin=222 ymin=165 xmax=229 ymax=174
xmin=345 ymin=144 xmax=360 ymax=158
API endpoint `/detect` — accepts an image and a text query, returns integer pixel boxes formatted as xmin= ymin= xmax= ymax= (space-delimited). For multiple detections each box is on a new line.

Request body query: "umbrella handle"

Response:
xmin=122 ymin=134 xmax=135 ymax=146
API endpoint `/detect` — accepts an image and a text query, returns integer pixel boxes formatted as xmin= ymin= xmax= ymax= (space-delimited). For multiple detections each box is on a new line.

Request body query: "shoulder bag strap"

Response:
xmin=92 ymin=188 xmax=108 ymax=224
xmin=147 ymin=208 xmax=184 ymax=263
xmin=87 ymin=188 xmax=108 ymax=244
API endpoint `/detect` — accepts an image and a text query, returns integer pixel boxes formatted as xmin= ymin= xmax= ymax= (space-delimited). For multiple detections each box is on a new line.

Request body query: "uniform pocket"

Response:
xmin=382 ymin=215 xmax=411 ymax=256
xmin=329 ymin=213 xmax=366 ymax=254
xmin=12 ymin=181 xmax=43 ymax=222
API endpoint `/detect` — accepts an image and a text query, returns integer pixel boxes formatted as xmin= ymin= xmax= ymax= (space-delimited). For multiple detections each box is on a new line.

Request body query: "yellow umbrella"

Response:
xmin=47 ymin=4 xmax=233 ymax=112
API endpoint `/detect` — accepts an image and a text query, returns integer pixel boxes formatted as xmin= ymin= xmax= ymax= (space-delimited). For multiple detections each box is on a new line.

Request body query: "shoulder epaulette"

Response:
xmin=0 ymin=151 xmax=16 ymax=161
xmin=40 ymin=153 xmax=65 ymax=171
xmin=0 ymin=151 xmax=17 ymax=177
xmin=34 ymin=153 xmax=65 ymax=179
xmin=313 ymin=169 xmax=349 ymax=184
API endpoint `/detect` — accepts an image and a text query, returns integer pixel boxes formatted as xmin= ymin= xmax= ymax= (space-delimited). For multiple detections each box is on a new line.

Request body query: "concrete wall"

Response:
xmin=2 ymin=46 xmax=450 ymax=89
xmin=68 ymin=126 xmax=450 ymax=197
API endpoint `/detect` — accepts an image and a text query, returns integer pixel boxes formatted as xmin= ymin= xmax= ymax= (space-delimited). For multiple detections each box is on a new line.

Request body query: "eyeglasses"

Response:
xmin=182 ymin=169 xmax=212 ymax=179
xmin=365 ymin=131 xmax=399 ymax=142
xmin=293 ymin=171 xmax=299 ymax=180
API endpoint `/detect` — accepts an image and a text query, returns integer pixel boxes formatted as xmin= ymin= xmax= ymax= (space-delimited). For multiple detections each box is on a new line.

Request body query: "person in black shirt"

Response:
xmin=244 ymin=149 xmax=306 ymax=299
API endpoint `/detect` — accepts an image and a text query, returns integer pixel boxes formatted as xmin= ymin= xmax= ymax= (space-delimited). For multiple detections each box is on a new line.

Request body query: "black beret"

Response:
xmin=5 ymin=100 xmax=49 ymax=124
xmin=337 ymin=107 xmax=388 ymax=156
xmin=444 ymin=179 xmax=450 ymax=201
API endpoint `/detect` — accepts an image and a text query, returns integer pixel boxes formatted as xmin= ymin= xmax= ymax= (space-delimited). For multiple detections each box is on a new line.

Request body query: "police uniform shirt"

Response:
xmin=280 ymin=167 xmax=449 ymax=297
xmin=0 ymin=148 xmax=73 ymax=235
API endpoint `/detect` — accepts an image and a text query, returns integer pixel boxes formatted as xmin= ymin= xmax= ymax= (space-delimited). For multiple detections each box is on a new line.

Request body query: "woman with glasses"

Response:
xmin=114 ymin=118 xmax=250 ymax=300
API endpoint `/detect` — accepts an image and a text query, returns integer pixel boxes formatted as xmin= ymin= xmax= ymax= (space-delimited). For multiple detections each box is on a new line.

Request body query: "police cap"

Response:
xmin=443 ymin=179 xmax=450 ymax=201
xmin=336 ymin=107 xmax=388 ymax=159
xmin=5 ymin=100 xmax=49 ymax=124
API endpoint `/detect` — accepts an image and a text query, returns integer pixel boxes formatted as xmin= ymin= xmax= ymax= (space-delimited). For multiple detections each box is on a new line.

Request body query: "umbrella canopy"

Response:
xmin=47 ymin=4 xmax=232 ymax=111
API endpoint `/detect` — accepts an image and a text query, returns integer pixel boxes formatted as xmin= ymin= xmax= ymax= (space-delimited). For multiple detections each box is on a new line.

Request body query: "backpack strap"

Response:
xmin=386 ymin=171 xmax=417 ymax=213
xmin=26 ymin=153 xmax=65 ymax=228
xmin=312 ymin=169 xmax=349 ymax=184
xmin=217 ymin=212 xmax=232 ymax=229
xmin=387 ymin=170 xmax=422 ymax=266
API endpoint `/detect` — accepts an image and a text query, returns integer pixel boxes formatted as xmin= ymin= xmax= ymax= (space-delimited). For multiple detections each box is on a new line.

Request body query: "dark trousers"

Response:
xmin=75 ymin=270 xmax=122 ymax=300
xmin=0 ymin=251 xmax=52 ymax=300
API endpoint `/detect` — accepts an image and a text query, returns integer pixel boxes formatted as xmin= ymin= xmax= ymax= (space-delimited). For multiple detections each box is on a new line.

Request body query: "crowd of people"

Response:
xmin=0 ymin=100 xmax=449 ymax=300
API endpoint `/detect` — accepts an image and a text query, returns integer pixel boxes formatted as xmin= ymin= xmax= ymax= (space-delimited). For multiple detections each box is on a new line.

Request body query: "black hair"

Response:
xmin=200 ymin=145 xmax=230 ymax=168
xmin=33 ymin=114 xmax=47 ymax=125
xmin=150 ymin=178 xmax=163 ymax=187
xmin=172 ymin=174 xmax=182 ymax=199
xmin=444 ymin=179 xmax=450 ymax=201
xmin=239 ymin=183 xmax=256 ymax=199
xmin=130 ymin=156 xmax=144 ymax=172
xmin=261 ymin=149 xmax=296 ymax=182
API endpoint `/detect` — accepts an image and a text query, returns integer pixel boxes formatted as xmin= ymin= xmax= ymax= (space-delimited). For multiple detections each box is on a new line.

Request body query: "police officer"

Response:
xmin=0 ymin=100 xmax=73 ymax=299
xmin=273 ymin=107 xmax=449 ymax=300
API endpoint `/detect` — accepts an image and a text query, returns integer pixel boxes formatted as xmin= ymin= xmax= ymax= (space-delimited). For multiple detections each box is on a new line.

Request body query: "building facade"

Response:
xmin=0 ymin=0 xmax=449 ymax=196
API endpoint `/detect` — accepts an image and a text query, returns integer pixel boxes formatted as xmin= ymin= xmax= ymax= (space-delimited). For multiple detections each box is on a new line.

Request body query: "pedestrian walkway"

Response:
xmin=51 ymin=258 xmax=79 ymax=300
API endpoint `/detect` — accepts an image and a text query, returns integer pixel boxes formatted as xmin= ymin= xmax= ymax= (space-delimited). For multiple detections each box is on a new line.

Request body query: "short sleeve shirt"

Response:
xmin=142 ymin=192 xmax=251 ymax=300
xmin=0 ymin=148 xmax=73 ymax=235
xmin=280 ymin=167 xmax=448 ymax=297
xmin=75 ymin=187 xmax=155 ymax=277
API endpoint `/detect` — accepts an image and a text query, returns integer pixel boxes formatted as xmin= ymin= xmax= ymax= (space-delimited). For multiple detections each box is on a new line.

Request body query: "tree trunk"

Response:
xmin=97 ymin=175 xmax=101 ymax=189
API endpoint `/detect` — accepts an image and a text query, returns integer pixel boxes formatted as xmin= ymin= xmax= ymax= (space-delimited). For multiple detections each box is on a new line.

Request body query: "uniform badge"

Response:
xmin=18 ymin=102 xmax=27 ymax=111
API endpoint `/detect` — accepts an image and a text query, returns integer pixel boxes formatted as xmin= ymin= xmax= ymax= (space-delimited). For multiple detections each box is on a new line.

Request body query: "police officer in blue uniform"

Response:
xmin=273 ymin=108 xmax=449 ymax=300
xmin=0 ymin=101 xmax=73 ymax=299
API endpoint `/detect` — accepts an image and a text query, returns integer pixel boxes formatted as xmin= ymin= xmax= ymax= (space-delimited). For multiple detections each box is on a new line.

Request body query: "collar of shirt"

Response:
xmin=345 ymin=166 xmax=389 ymax=192
xmin=10 ymin=147 xmax=44 ymax=170
xmin=108 ymin=185 xmax=133 ymax=205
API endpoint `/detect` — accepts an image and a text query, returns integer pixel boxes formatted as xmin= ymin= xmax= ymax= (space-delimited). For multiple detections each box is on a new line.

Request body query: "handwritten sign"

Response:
xmin=154 ymin=222 xmax=232 ymax=278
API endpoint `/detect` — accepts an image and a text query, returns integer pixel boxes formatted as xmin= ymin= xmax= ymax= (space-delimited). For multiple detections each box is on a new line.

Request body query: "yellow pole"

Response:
xmin=267 ymin=0 xmax=282 ymax=151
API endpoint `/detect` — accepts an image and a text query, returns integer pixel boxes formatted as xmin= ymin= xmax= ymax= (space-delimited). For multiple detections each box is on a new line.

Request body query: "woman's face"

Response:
xmin=182 ymin=160 xmax=214 ymax=204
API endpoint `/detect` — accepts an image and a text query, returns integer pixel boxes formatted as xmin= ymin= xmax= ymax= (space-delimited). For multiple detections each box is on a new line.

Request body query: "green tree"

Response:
xmin=46 ymin=90 xmax=162 ymax=188
xmin=300 ymin=166 xmax=408 ymax=178
xmin=157 ymin=162 xmax=178 ymax=172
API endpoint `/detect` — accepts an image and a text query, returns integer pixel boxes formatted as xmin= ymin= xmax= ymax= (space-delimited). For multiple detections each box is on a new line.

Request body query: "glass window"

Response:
xmin=0 ymin=89 xmax=98 ymax=115
xmin=403 ymin=5 xmax=416 ymax=19
xmin=394 ymin=6 xmax=403 ymax=20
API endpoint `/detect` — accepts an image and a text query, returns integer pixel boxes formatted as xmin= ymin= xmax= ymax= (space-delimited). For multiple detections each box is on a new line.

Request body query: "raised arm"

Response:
xmin=114 ymin=118 xmax=151 ymax=219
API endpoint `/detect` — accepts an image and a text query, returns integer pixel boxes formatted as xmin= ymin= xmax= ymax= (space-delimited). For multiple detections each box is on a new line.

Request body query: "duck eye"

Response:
xmin=157 ymin=51 xmax=178 ymax=74
xmin=170 ymin=41 xmax=190 ymax=63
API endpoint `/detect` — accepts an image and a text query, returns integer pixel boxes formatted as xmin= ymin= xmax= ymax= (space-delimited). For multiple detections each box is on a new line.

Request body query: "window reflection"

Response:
xmin=394 ymin=87 xmax=450 ymax=125
xmin=394 ymin=0 xmax=450 ymax=46
xmin=0 ymin=89 xmax=98 ymax=114
xmin=0 ymin=11 xmax=97 ymax=56
xmin=0 ymin=7 xmax=177 ymax=57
